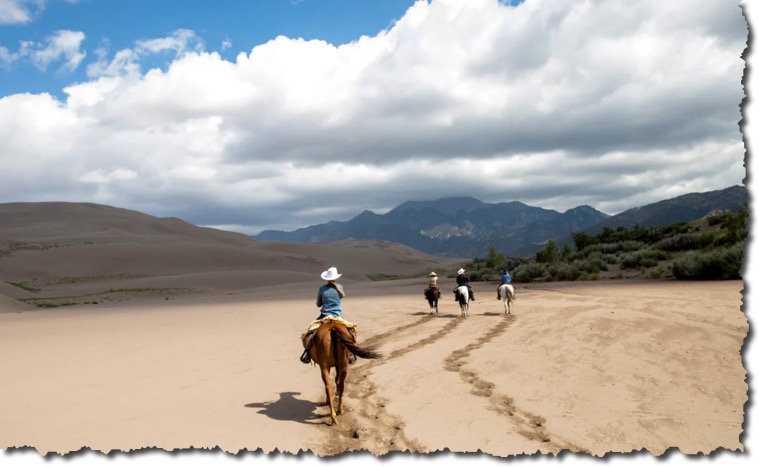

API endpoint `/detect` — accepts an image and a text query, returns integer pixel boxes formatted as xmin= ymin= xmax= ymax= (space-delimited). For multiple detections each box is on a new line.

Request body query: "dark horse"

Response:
xmin=424 ymin=287 xmax=440 ymax=314
xmin=308 ymin=320 xmax=382 ymax=425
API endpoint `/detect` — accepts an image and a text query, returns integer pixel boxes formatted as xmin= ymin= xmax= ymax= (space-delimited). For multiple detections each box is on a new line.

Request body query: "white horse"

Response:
xmin=455 ymin=285 xmax=470 ymax=317
xmin=498 ymin=283 xmax=515 ymax=314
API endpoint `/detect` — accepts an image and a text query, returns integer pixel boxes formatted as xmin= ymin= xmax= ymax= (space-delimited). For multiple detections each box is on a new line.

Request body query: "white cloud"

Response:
xmin=0 ymin=0 xmax=43 ymax=24
xmin=80 ymin=168 xmax=138 ymax=184
xmin=87 ymin=29 xmax=205 ymax=79
xmin=0 ymin=45 xmax=19 ymax=65
xmin=0 ymin=29 xmax=86 ymax=73
xmin=0 ymin=0 xmax=747 ymax=234
xmin=29 ymin=29 xmax=86 ymax=72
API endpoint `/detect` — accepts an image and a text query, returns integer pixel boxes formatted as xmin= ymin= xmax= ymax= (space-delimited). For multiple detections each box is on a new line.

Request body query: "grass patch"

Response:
xmin=6 ymin=281 xmax=41 ymax=293
xmin=367 ymin=273 xmax=420 ymax=281
xmin=19 ymin=287 xmax=195 ymax=308
xmin=43 ymin=274 xmax=153 ymax=285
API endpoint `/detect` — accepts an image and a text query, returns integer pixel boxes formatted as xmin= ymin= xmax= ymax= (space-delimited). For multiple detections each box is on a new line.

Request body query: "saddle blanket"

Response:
xmin=307 ymin=316 xmax=357 ymax=332
xmin=499 ymin=283 xmax=515 ymax=294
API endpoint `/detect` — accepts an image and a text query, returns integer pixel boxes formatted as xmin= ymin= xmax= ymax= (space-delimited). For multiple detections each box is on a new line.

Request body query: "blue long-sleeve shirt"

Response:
xmin=316 ymin=283 xmax=345 ymax=317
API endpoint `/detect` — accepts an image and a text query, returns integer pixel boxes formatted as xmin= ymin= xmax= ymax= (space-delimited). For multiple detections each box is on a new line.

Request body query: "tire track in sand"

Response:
xmin=316 ymin=313 xmax=465 ymax=455
xmin=443 ymin=314 xmax=590 ymax=455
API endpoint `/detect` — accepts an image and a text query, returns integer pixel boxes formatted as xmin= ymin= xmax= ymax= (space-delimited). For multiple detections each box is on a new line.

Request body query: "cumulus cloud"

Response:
xmin=0 ymin=0 xmax=748 ymax=234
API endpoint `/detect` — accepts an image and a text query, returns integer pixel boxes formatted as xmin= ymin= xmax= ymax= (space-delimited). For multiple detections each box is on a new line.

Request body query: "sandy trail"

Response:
xmin=0 ymin=279 xmax=746 ymax=457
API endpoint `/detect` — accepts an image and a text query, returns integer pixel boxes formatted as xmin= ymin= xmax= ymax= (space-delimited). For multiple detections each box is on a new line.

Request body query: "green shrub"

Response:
xmin=654 ymin=233 xmax=699 ymax=251
xmin=620 ymin=240 xmax=646 ymax=252
xmin=584 ymin=243 xmax=622 ymax=255
xmin=672 ymin=242 xmax=744 ymax=280
xmin=603 ymin=254 xmax=619 ymax=264
xmin=574 ymin=252 xmax=608 ymax=274
xmin=513 ymin=263 xmax=546 ymax=282
xmin=547 ymin=263 xmax=581 ymax=281
xmin=640 ymin=257 xmax=659 ymax=268
xmin=621 ymin=248 xmax=668 ymax=269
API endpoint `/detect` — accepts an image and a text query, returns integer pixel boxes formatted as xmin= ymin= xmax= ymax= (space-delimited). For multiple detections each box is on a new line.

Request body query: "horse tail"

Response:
xmin=331 ymin=324 xmax=382 ymax=360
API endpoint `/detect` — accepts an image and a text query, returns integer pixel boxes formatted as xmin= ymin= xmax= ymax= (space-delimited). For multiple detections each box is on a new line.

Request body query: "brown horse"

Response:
xmin=308 ymin=320 xmax=381 ymax=425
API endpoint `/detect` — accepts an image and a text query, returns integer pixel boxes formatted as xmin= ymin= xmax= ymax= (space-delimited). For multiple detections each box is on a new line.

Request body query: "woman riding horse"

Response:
xmin=300 ymin=267 xmax=356 ymax=364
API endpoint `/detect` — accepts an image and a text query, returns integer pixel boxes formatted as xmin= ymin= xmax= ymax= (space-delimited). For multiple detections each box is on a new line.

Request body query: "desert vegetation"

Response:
xmin=462 ymin=207 xmax=747 ymax=282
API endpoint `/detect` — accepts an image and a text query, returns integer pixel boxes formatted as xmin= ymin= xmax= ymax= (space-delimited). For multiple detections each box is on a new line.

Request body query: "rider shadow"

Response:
xmin=245 ymin=391 xmax=324 ymax=425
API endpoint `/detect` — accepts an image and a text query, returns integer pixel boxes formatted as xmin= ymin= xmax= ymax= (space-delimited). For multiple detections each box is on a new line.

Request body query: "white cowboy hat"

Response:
xmin=429 ymin=272 xmax=437 ymax=276
xmin=457 ymin=268 xmax=465 ymax=275
xmin=321 ymin=266 xmax=342 ymax=281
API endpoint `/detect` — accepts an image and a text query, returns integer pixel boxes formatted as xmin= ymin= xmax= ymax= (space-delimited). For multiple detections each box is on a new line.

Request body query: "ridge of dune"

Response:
xmin=0 ymin=201 xmax=255 ymax=245
xmin=0 ymin=202 xmax=459 ymax=309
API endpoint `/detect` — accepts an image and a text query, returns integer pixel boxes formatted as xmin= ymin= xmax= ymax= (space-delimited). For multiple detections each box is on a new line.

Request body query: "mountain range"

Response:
xmin=256 ymin=185 xmax=748 ymax=258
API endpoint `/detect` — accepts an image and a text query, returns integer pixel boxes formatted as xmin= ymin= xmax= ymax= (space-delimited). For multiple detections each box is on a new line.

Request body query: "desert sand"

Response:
xmin=0 ymin=203 xmax=749 ymax=459
xmin=0 ymin=278 xmax=746 ymax=457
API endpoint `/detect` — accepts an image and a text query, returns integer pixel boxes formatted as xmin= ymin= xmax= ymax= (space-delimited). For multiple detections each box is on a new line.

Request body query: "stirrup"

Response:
xmin=349 ymin=354 xmax=357 ymax=364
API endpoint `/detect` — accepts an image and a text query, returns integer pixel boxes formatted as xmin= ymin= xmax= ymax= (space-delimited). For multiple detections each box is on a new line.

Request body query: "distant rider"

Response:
xmin=424 ymin=271 xmax=442 ymax=297
xmin=455 ymin=268 xmax=475 ymax=301
xmin=497 ymin=270 xmax=516 ymax=299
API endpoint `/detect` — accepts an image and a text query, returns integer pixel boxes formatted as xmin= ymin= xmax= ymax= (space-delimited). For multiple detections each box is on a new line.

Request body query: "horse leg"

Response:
xmin=320 ymin=365 xmax=337 ymax=425
xmin=336 ymin=363 xmax=347 ymax=415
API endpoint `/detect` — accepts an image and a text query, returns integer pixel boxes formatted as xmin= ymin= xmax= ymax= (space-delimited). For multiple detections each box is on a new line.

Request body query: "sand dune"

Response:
xmin=0 ymin=279 xmax=745 ymax=456
xmin=0 ymin=202 xmax=459 ymax=308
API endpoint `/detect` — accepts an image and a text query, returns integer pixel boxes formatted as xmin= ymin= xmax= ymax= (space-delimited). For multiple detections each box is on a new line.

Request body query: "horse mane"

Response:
xmin=330 ymin=322 xmax=382 ymax=360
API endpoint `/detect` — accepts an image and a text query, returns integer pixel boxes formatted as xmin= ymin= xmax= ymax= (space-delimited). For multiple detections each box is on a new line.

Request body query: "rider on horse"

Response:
xmin=497 ymin=270 xmax=516 ymax=299
xmin=300 ymin=267 xmax=358 ymax=365
xmin=424 ymin=271 xmax=442 ymax=297
xmin=455 ymin=268 xmax=475 ymax=301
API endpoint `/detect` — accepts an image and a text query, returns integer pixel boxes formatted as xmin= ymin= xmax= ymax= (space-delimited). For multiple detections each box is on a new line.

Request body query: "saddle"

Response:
xmin=424 ymin=286 xmax=441 ymax=296
xmin=453 ymin=285 xmax=474 ymax=301
xmin=300 ymin=316 xmax=358 ymax=364
xmin=497 ymin=283 xmax=515 ymax=299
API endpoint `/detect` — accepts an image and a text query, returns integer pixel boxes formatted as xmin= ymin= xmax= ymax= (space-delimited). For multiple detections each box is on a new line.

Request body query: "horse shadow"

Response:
xmin=245 ymin=391 xmax=324 ymax=425
xmin=409 ymin=311 xmax=459 ymax=318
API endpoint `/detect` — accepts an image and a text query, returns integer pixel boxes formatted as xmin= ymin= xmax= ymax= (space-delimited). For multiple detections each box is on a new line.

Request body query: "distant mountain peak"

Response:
xmin=256 ymin=186 xmax=745 ymax=259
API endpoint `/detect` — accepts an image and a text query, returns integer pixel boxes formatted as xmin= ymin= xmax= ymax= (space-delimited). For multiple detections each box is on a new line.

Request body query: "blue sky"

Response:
xmin=0 ymin=0 xmax=749 ymax=235
xmin=0 ymin=0 xmax=420 ymax=97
